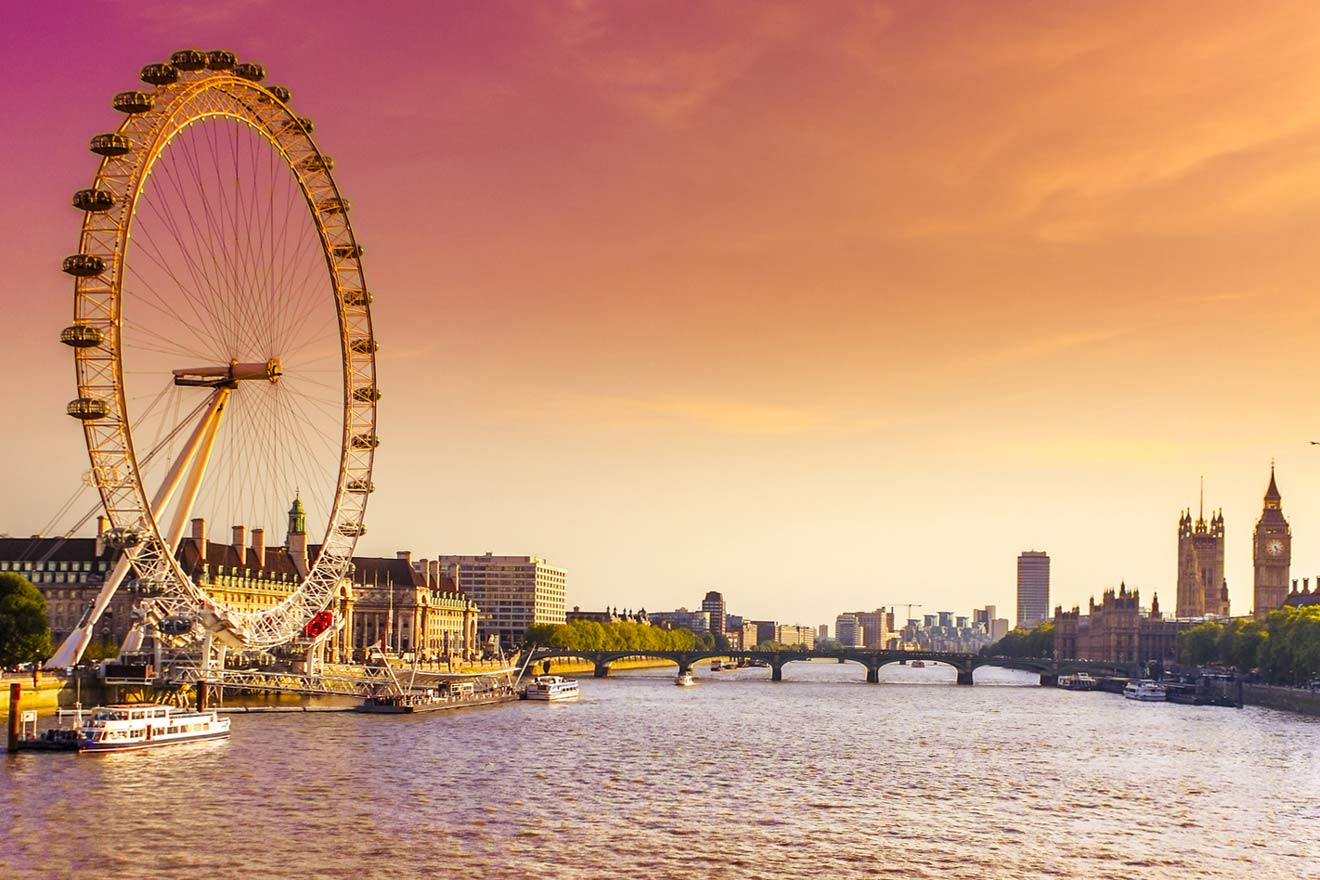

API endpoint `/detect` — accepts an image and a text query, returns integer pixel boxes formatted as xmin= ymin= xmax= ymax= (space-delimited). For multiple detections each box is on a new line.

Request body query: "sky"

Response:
xmin=5 ymin=0 xmax=1320 ymax=627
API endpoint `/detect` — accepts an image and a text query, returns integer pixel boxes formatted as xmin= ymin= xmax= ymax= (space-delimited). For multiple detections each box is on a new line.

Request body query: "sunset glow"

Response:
xmin=6 ymin=1 xmax=1320 ymax=623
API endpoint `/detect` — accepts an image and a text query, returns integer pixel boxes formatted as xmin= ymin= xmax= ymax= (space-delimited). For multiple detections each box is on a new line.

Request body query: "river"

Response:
xmin=2 ymin=661 xmax=1318 ymax=879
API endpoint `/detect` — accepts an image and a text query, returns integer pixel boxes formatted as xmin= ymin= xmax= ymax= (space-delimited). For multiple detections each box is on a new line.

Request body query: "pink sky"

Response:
xmin=6 ymin=1 xmax=1320 ymax=625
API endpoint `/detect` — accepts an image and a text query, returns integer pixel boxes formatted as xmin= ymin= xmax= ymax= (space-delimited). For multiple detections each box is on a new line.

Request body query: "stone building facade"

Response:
xmin=0 ymin=528 xmax=140 ymax=650
xmin=348 ymin=553 xmax=479 ymax=662
xmin=1054 ymin=583 xmax=1185 ymax=665
xmin=1176 ymin=495 xmax=1228 ymax=618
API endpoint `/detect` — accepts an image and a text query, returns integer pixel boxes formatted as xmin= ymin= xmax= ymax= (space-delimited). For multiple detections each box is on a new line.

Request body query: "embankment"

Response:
xmin=1242 ymin=683 xmax=1320 ymax=716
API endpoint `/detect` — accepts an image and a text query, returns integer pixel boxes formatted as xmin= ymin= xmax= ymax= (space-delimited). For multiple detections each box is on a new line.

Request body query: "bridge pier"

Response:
xmin=593 ymin=663 xmax=610 ymax=679
xmin=541 ymin=660 xmax=553 ymax=675
xmin=771 ymin=664 xmax=783 ymax=682
xmin=1039 ymin=673 xmax=1058 ymax=687
xmin=956 ymin=669 xmax=974 ymax=686
xmin=866 ymin=666 xmax=879 ymax=684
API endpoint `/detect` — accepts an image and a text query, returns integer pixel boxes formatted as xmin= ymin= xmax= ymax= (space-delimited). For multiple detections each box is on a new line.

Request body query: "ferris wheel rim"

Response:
xmin=66 ymin=57 xmax=378 ymax=651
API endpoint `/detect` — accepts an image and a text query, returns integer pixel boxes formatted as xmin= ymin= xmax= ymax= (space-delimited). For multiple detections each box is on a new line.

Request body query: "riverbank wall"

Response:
xmin=1242 ymin=684 xmax=1320 ymax=716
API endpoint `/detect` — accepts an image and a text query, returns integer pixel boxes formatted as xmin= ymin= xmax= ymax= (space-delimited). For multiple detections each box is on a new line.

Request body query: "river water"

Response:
xmin=2 ymin=662 xmax=1318 ymax=879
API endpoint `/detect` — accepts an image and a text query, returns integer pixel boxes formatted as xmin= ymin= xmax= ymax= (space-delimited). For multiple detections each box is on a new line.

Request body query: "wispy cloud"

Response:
xmin=547 ymin=392 xmax=837 ymax=435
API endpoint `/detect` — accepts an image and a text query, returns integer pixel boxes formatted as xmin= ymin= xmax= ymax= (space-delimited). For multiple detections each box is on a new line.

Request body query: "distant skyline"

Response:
xmin=6 ymin=2 xmax=1320 ymax=624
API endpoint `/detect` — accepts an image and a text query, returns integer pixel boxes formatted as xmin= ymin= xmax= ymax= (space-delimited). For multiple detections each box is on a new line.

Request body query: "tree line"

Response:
xmin=983 ymin=622 xmax=1055 ymax=659
xmin=526 ymin=619 xmax=716 ymax=652
xmin=1178 ymin=605 xmax=1320 ymax=685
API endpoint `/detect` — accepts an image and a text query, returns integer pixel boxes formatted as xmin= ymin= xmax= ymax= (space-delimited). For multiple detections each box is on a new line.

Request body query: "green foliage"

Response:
xmin=1179 ymin=621 xmax=1223 ymax=666
xmin=1178 ymin=606 xmax=1320 ymax=684
xmin=85 ymin=639 xmax=120 ymax=662
xmin=986 ymin=622 xmax=1054 ymax=658
xmin=530 ymin=619 xmax=700 ymax=653
xmin=0 ymin=572 xmax=53 ymax=666
xmin=753 ymin=640 xmax=807 ymax=652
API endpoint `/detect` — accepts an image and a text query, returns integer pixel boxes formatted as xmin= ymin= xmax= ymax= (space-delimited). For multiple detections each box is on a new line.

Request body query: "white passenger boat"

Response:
xmin=1122 ymin=680 xmax=1167 ymax=702
xmin=523 ymin=675 xmax=581 ymax=702
xmin=79 ymin=704 xmax=231 ymax=753
xmin=675 ymin=670 xmax=696 ymax=687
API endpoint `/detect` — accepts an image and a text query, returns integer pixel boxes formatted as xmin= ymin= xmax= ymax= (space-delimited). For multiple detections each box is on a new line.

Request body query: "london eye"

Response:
xmin=50 ymin=50 xmax=378 ymax=666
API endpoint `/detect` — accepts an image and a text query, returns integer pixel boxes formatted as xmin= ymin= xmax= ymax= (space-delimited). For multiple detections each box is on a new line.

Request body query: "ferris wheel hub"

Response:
xmin=172 ymin=358 xmax=282 ymax=387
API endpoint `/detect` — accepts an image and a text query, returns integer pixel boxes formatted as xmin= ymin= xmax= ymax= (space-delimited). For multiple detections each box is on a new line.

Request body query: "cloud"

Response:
xmin=549 ymin=392 xmax=835 ymax=435
xmin=954 ymin=329 xmax=1129 ymax=373
xmin=533 ymin=0 xmax=811 ymax=127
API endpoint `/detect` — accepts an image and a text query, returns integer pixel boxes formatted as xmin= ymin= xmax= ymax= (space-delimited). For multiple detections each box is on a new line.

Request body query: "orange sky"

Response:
xmin=6 ymin=1 xmax=1320 ymax=625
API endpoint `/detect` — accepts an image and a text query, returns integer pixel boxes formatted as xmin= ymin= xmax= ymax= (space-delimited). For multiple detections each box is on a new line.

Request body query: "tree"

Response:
xmin=1178 ymin=621 xmax=1224 ymax=666
xmin=986 ymin=622 xmax=1053 ymax=658
xmin=525 ymin=624 xmax=557 ymax=646
xmin=0 ymin=572 xmax=52 ymax=666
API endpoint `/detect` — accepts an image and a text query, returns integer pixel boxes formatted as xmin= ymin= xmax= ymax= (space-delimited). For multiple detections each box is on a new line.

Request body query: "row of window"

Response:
xmin=0 ymin=560 xmax=109 ymax=573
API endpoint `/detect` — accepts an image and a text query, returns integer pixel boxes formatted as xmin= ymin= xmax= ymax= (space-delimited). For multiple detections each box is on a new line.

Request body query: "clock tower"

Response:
xmin=1252 ymin=465 xmax=1291 ymax=619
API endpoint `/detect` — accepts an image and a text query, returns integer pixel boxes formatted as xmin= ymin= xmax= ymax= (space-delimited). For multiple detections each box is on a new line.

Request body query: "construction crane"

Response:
xmin=883 ymin=603 xmax=924 ymax=627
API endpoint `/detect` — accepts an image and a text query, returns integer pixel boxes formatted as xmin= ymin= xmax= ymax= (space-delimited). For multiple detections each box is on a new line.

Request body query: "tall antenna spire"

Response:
xmin=1199 ymin=475 xmax=1204 ymax=522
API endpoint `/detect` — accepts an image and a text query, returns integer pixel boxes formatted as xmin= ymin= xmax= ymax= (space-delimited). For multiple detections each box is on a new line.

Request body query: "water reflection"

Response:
xmin=3 ymin=661 xmax=1317 ymax=879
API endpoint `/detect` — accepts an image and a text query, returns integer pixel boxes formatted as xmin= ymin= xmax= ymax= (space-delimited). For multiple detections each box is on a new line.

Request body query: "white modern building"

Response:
xmin=437 ymin=553 xmax=566 ymax=647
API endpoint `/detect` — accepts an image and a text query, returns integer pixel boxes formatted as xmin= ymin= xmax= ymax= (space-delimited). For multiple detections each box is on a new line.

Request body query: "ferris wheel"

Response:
xmin=48 ymin=50 xmax=378 ymax=666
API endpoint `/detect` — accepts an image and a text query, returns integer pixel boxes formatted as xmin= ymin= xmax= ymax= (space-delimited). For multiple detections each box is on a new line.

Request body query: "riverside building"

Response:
xmin=701 ymin=590 xmax=726 ymax=635
xmin=1053 ymin=583 xmax=1184 ymax=665
xmin=438 ymin=553 xmax=566 ymax=647
xmin=835 ymin=613 xmax=860 ymax=647
xmin=0 ymin=524 xmax=138 ymax=649
xmin=349 ymin=553 xmax=479 ymax=662
xmin=1016 ymin=551 xmax=1050 ymax=627
xmin=1177 ymin=488 xmax=1229 ymax=618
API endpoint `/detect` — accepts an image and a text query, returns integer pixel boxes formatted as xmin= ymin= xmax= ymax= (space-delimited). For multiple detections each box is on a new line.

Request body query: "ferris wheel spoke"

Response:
xmin=149 ymin=136 xmax=241 ymax=353
xmin=141 ymin=150 xmax=236 ymax=344
xmin=126 ymin=229 xmax=231 ymax=361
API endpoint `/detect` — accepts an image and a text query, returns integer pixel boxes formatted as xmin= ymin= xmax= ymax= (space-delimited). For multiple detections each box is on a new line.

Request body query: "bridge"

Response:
xmin=528 ymin=647 xmax=1139 ymax=686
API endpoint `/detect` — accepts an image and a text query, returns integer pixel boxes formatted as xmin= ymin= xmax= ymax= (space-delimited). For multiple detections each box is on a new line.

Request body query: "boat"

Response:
xmin=358 ymin=675 xmax=518 ymax=714
xmin=79 ymin=704 xmax=230 ymax=753
xmin=910 ymin=660 xmax=926 ymax=669
xmin=710 ymin=659 xmax=723 ymax=672
xmin=523 ymin=675 xmax=580 ymax=702
xmin=1122 ymin=680 xmax=1167 ymax=702
xmin=1059 ymin=673 xmax=1098 ymax=691
xmin=675 ymin=670 xmax=696 ymax=687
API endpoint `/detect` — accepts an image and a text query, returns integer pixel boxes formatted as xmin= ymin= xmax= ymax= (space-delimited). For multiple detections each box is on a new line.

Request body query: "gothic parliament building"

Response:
xmin=1176 ymin=466 xmax=1293 ymax=620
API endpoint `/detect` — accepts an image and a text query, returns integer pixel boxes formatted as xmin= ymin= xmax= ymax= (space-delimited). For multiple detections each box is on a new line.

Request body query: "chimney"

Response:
xmin=418 ymin=559 xmax=431 ymax=588
xmin=251 ymin=528 xmax=266 ymax=568
xmin=430 ymin=560 xmax=441 ymax=590
xmin=397 ymin=550 xmax=412 ymax=566
xmin=96 ymin=515 xmax=109 ymax=557
xmin=192 ymin=518 xmax=207 ymax=562
xmin=232 ymin=525 xmax=247 ymax=567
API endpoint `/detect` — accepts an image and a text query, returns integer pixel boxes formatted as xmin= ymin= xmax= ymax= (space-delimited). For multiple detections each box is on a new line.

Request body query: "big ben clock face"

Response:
xmin=1267 ymin=539 xmax=1284 ymax=557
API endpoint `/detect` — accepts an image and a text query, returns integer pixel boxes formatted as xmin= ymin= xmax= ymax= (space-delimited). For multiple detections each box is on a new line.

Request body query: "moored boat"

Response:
xmin=79 ymin=704 xmax=230 ymax=753
xmin=1059 ymin=673 xmax=1098 ymax=691
xmin=523 ymin=675 xmax=580 ymax=702
xmin=675 ymin=670 xmax=696 ymax=687
xmin=358 ymin=666 xmax=519 ymax=714
xmin=1122 ymin=680 xmax=1167 ymax=702
xmin=910 ymin=660 xmax=926 ymax=669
